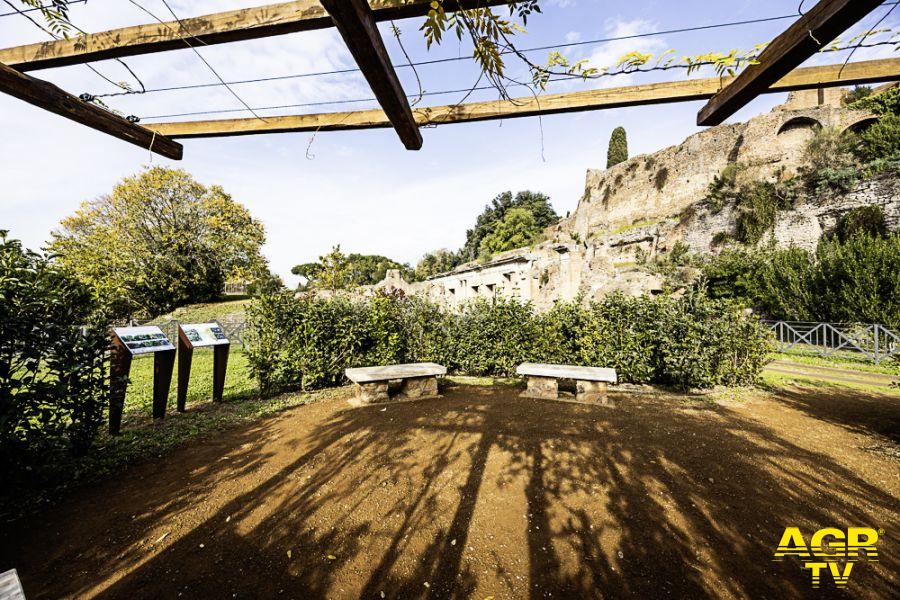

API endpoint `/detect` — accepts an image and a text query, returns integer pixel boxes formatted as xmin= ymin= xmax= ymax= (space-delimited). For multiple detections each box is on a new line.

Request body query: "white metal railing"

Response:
xmin=764 ymin=320 xmax=899 ymax=364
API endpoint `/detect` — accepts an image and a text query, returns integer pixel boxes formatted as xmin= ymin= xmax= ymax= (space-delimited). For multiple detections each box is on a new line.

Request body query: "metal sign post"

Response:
xmin=176 ymin=322 xmax=231 ymax=412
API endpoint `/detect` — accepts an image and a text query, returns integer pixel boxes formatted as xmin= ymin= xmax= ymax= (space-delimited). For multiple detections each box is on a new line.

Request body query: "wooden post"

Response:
xmin=176 ymin=328 xmax=194 ymax=412
xmin=152 ymin=349 xmax=176 ymax=419
xmin=0 ymin=61 xmax=182 ymax=159
xmin=0 ymin=1 xmax=510 ymax=72
xmin=108 ymin=335 xmax=133 ymax=436
xmin=212 ymin=343 xmax=230 ymax=402
xmin=321 ymin=0 xmax=422 ymax=149
xmin=697 ymin=0 xmax=885 ymax=125
xmin=147 ymin=58 xmax=900 ymax=139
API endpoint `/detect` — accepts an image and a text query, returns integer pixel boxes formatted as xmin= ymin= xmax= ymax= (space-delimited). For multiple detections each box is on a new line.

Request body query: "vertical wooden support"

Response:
xmin=212 ymin=343 xmax=230 ymax=402
xmin=153 ymin=349 xmax=176 ymax=419
xmin=176 ymin=329 xmax=194 ymax=412
xmin=108 ymin=336 xmax=133 ymax=436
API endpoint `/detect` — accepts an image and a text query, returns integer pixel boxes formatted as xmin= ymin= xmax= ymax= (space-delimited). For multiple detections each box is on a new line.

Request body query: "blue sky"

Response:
xmin=1 ymin=0 xmax=897 ymax=287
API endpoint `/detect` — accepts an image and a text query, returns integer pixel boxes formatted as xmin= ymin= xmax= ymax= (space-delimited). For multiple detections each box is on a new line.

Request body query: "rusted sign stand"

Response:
xmin=176 ymin=322 xmax=230 ymax=411
xmin=109 ymin=326 xmax=176 ymax=435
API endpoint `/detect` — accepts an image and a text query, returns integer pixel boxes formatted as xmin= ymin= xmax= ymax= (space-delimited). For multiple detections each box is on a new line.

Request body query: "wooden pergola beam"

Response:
xmin=698 ymin=0 xmax=886 ymax=126
xmin=0 ymin=61 xmax=182 ymax=159
xmin=146 ymin=57 xmax=900 ymax=140
xmin=320 ymin=0 xmax=421 ymax=149
xmin=0 ymin=0 xmax=509 ymax=72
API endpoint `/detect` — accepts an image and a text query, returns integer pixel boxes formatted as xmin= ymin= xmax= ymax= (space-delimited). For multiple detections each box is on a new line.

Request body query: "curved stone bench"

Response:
xmin=345 ymin=362 xmax=447 ymax=404
xmin=516 ymin=362 xmax=618 ymax=405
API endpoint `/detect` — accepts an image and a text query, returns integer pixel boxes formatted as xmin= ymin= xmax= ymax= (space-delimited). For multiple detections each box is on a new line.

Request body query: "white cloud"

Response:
xmin=584 ymin=18 xmax=668 ymax=88
xmin=546 ymin=0 xmax=576 ymax=7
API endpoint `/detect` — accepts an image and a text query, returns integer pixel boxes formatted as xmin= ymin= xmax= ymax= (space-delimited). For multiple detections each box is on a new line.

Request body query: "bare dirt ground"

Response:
xmin=1 ymin=383 xmax=897 ymax=599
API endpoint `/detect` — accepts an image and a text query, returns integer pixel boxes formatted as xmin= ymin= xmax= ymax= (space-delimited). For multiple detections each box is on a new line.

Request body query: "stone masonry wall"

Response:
xmin=366 ymin=97 xmax=896 ymax=310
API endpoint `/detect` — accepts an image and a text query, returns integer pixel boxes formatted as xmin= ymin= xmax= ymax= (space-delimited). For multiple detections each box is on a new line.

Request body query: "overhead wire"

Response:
xmin=137 ymin=39 xmax=900 ymax=122
xmin=92 ymin=11 xmax=812 ymax=99
xmin=124 ymin=0 xmax=266 ymax=121
xmin=1 ymin=0 xmax=144 ymax=94
xmin=0 ymin=0 xmax=86 ymax=18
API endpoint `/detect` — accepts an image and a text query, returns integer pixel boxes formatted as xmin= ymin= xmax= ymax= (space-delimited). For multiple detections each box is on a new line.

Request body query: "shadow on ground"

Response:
xmin=1 ymin=384 xmax=897 ymax=599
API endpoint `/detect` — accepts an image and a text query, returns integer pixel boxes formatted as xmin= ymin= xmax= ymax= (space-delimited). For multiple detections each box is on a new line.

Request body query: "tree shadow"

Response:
xmin=764 ymin=383 xmax=900 ymax=442
xmin=2 ymin=386 xmax=897 ymax=599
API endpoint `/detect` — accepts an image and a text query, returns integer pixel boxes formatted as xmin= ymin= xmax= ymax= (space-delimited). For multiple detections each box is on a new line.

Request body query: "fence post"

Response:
xmin=874 ymin=324 xmax=880 ymax=365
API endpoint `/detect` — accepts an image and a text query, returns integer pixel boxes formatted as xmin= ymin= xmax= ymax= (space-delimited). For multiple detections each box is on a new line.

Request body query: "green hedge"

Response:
xmin=0 ymin=233 xmax=109 ymax=461
xmin=701 ymin=230 xmax=900 ymax=328
xmin=245 ymin=291 xmax=770 ymax=393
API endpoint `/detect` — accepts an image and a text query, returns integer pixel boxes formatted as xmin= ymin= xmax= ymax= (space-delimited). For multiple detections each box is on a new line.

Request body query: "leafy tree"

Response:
xmin=346 ymin=253 xmax=413 ymax=285
xmin=479 ymin=207 xmax=540 ymax=255
xmin=461 ymin=191 xmax=558 ymax=261
xmin=50 ymin=167 xmax=267 ymax=319
xmin=607 ymin=126 xmax=628 ymax=168
xmin=293 ymin=246 xmax=411 ymax=291
xmin=414 ymin=249 xmax=460 ymax=280
xmin=700 ymin=232 xmax=900 ymax=327
xmin=843 ymin=85 xmax=873 ymax=106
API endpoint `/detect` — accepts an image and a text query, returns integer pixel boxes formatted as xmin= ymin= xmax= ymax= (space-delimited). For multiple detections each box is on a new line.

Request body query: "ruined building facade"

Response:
xmin=372 ymin=88 xmax=899 ymax=310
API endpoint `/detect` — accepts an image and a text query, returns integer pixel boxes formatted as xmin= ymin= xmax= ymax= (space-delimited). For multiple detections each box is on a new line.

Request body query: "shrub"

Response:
xmin=858 ymin=114 xmax=900 ymax=162
xmin=862 ymin=157 xmax=900 ymax=177
xmin=751 ymin=247 xmax=817 ymax=322
xmin=848 ymin=84 xmax=900 ymax=115
xmin=0 ymin=233 xmax=109 ymax=462
xmin=699 ymin=249 xmax=764 ymax=304
xmin=734 ymin=181 xmax=796 ymax=245
xmin=576 ymin=294 xmax=662 ymax=384
xmin=812 ymin=233 xmax=900 ymax=328
xmin=699 ymin=233 xmax=900 ymax=327
xmin=800 ymin=127 xmax=859 ymax=189
xmin=244 ymin=291 xmax=770 ymax=392
xmin=705 ymin=163 xmax=747 ymax=213
xmin=654 ymin=167 xmax=669 ymax=191
xmin=832 ymin=206 xmax=888 ymax=242
xmin=452 ymin=298 xmax=539 ymax=376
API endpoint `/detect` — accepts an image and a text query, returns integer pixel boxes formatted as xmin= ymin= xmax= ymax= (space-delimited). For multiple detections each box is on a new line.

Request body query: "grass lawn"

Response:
xmin=771 ymin=350 xmax=900 ymax=376
xmin=123 ymin=349 xmax=258 ymax=417
xmin=761 ymin=370 xmax=900 ymax=396
xmin=149 ymin=298 xmax=252 ymax=325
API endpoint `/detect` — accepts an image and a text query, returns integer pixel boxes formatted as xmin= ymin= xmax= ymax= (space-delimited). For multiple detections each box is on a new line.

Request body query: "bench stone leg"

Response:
xmin=576 ymin=380 xmax=611 ymax=405
xmin=399 ymin=375 xmax=439 ymax=400
xmin=356 ymin=381 xmax=389 ymax=404
xmin=522 ymin=376 xmax=558 ymax=400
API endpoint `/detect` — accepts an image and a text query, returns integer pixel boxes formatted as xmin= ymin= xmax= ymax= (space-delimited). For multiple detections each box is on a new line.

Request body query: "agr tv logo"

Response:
xmin=773 ymin=527 xmax=881 ymax=588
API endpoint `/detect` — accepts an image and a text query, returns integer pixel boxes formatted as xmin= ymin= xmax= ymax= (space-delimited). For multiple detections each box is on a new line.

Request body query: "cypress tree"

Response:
xmin=607 ymin=126 xmax=628 ymax=168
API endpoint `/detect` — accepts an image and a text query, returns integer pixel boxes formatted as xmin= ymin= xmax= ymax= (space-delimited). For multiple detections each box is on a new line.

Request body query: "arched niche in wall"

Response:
xmin=776 ymin=116 xmax=823 ymax=154
xmin=843 ymin=116 xmax=879 ymax=135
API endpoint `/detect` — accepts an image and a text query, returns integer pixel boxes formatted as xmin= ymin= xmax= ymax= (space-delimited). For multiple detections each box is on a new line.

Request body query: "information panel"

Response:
xmin=180 ymin=323 xmax=230 ymax=347
xmin=113 ymin=326 xmax=176 ymax=355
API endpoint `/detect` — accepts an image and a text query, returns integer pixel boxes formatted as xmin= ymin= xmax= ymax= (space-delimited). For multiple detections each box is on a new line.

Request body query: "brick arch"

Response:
xmin=843 ymin=116 xmax=879 ymax=135
xmin=777 ymin=115 xmax=822 ymax=135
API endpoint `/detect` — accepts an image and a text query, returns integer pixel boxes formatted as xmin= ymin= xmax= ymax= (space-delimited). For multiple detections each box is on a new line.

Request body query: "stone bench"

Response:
xmin=0 ymin=569 xmax=26 ymax=600
xmin=516 ymin=362 xmax=618 ymax=405
xmin=345 ymin=362 xmax=447 ymax=404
